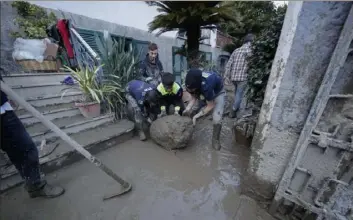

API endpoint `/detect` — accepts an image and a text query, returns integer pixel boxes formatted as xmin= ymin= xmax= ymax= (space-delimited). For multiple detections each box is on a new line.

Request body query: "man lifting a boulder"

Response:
xmin=125 ymin=79 xmax=161 ymax=141
xmin=183 ymin=68 xmax=226 ymax=150
xmin=156 ymin=72 xmax=185 ymax=118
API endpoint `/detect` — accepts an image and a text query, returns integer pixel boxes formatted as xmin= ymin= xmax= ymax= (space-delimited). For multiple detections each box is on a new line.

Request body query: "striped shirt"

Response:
xmin=225 ymin=42 xmax=252 ymax=82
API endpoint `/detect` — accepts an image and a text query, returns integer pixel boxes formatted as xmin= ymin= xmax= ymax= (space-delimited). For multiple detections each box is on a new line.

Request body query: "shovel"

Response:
xmin=1 ymin=81 xmax=132 ymax=200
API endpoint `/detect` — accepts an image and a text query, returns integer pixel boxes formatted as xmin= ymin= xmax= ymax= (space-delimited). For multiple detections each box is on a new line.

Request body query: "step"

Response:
xmin=19 ymin=106 xmax=81 ymax=126
xmin=31 ymin=114 xmax=115 ymax=143
xmin=25 ymin=114 xmax=86 ymax=135
xmin=11 ymin=83 xmax=79 ymax=100
xmin=16 ymin=92 xmax=83 ymax=110
xmin=0 ymin=120 xmax=135 ymax=192
xmin=16 ymin=102 xmax=76 ymax=117
xmin=3 ymin=72 xmax=70 ymax=87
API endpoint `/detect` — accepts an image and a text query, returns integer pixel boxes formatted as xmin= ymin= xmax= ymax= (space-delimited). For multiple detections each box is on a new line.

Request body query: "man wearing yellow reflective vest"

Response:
xmin=156 ymin=72 xmax=185 ymax=117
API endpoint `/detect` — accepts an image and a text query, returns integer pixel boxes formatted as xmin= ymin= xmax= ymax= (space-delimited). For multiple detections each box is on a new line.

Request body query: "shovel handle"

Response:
xmin=0 ymin=81 xmax=130 ymax=188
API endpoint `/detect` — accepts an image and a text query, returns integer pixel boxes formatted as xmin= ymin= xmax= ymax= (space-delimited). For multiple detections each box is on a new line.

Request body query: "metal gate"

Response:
xmin=270 ymin=6 xmax=353 ymax=220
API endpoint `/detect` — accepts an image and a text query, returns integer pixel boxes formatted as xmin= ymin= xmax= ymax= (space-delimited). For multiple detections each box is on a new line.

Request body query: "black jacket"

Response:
xmin=139 ymin=54 xmax=164 ymax=84
xmin=0 ymin=74 xmax=8 ymax=106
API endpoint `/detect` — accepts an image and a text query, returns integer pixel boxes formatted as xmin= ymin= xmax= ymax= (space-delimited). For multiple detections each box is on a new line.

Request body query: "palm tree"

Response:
xmin=147 ymin=1 xmax=239 ymax=67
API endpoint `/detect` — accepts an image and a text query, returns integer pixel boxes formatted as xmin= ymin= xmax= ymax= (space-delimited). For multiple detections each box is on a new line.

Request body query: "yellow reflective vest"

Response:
xmin=157 ymin=82 xmax=181 ymax=96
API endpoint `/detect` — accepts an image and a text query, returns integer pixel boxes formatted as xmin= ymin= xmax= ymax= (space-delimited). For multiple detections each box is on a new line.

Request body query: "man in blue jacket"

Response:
xmin=125 ymin=79 xmax=160 ymax=141
xmin=139 ymin=43 xmax=164 ymax=86
xmin=156 ymin=72 xmax=185 ymax=117
xmin=183 ymin=69 xmax=226 ymax=150
xmin=0 ymin=74 xmax=65 ymax=198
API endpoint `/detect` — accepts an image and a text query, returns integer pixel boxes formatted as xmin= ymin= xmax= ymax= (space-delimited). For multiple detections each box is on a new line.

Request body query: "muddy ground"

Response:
xmin=0 ymin=85 xmax=275 ymax=220
xmin=0 ymin=115 xmax=275 ymax=220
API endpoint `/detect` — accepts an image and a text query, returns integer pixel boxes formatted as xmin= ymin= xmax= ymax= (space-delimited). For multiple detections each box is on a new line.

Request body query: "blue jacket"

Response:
xmin=200 ymin=71 xmax=224 ymax=101
xmin=126 ymin=80 xmax=155 ymax=110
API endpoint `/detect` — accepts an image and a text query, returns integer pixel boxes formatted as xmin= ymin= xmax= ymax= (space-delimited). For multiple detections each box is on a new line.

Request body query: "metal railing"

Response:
xmin=69 ymin=27 xmax=103 ymax=82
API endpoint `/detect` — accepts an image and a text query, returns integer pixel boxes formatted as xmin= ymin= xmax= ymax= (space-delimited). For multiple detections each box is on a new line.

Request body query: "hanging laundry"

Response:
xmin=57 ymin=19 xmax=74 ymax=59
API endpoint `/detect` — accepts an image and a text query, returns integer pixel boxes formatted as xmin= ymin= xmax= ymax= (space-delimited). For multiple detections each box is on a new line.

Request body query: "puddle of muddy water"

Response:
xmin=0 ymin=116 xmax=254 ymax=220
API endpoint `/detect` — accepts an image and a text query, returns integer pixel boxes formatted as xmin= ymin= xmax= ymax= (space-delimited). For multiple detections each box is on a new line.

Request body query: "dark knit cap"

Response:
xmin=161 ymin=72 xmax=175 ymax=86
xmin=185 ymin=68 xmax=202 ymax=90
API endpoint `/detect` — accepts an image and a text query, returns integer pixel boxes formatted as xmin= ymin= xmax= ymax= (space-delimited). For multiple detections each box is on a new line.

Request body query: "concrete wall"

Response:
xmin=0 ymin=2 xmax=22 ymax=75
xmin=245 ymin=1 xmax=353 ymax=200
xmin=0 ymin=1 xmax=228 ymax=74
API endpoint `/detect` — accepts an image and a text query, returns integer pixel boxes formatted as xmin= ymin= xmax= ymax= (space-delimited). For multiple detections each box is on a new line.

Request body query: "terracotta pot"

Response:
xmin=75 ymin=102 xmax=101 ymax=118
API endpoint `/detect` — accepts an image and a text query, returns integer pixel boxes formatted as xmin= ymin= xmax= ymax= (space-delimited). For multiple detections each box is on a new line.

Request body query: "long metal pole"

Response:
xmin=1 ymin=81 xmax=132 ymax=198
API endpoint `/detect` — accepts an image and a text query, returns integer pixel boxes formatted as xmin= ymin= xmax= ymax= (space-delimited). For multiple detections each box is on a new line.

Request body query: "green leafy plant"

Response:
xmin=219 ymin=1 xmax=277 ymax=53
xmin=95 ymin=33 xmax=142 ymax=118
xmin=11 ymin=1 xmax=57 ymax=39
xmin=61 ymin=65 xmax=123 ymax=111
xmin=147 ymin=1 xmax=239 ymax=67
xmin=246 ymin=5 xmax=287 ymax=107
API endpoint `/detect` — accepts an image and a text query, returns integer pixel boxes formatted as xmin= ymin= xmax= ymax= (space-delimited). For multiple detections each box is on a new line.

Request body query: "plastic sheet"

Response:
xmin=12 ymin=38 xmax=49 ymax=62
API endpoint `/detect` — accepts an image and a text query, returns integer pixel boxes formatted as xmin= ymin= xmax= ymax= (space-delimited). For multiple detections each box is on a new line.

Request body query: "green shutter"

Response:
xmin=75 ymin=28 xmax=104 ymax=58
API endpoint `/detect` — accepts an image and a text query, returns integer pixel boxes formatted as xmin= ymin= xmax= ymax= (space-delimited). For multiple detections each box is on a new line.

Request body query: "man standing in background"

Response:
xmin=140 ymin=43 xmax=164 ymax=86
xmin=224 ymin=34 xmax=254 ymax=118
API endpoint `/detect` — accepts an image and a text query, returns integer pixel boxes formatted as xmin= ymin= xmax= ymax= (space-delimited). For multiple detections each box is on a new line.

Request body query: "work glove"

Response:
xmin=158 ymin=106 xmax=167 ymax=118
xmin=174 ymin=106 xmax=181 ymax=115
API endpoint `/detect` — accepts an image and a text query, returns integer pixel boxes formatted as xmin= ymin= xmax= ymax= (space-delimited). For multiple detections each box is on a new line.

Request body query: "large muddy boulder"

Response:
xmin=150 ymin=115 xmax=194 ymax=150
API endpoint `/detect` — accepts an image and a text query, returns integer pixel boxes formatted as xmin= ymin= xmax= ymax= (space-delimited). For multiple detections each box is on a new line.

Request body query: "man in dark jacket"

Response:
xmin=140 ymin=43 xmax=164 ymax=86
xmin=183 ymin=69 xmax=226 ymax=151
xmin=156 ymin=72 xmax=184 ymax=117
xmin=0 ymin=75 xmax=65 ymax=198
xmin=125 ymin=79 xmax=161 ymax=141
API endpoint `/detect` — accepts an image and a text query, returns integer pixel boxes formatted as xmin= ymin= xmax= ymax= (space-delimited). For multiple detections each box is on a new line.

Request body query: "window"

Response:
xmin=200 ymin=29 xmax=211 ymax=45
xmin=172 ymin=46 xmax=187 ymax=84
xmin=177 ymin=30 xmax=187 ymax=39
xmin=199 ymin=51 xmax=212 ymax=64
xmin=133 ymin=40 xmax=150 ymax=62
xmin=218 ymin=55 xmax=230 ymax=75
xmin=110 ymin=35 xmax=133 ymax=52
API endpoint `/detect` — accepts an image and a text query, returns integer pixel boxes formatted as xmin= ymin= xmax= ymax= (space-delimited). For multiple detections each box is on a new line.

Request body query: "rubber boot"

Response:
xmin=27 ymin=181 xmax=65 ymax=198
xmin=212 ymin=124 xmax=222 ymax=151
xmin=136 ymin=121 xmax=147 ymax=141
xmin=138 ymin=130 xmax=147 ymax=141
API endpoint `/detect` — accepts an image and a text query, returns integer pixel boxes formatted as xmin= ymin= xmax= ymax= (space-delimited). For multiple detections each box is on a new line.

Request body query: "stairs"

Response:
xmin=0 ymin=72 xmax=135 ymax=192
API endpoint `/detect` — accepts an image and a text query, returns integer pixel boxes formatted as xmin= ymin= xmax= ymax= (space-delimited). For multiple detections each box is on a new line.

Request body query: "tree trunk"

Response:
xmin=186 ymin=26 xmax=201 ymax=68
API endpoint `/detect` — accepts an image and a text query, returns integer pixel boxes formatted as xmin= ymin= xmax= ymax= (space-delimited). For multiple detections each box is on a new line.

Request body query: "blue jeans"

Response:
xmin=1 ymin=110 xmax=42 ymax=188
xmin=232 ymin=81 xmax=247 ymax=112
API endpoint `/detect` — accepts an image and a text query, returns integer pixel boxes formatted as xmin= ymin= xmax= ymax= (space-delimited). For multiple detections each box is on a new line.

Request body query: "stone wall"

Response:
xmin=0 ymin=2 xmax=229 ymax=75
xmin=0 ymin=2 xmax=22 ymax=75
xmin=244 ymin=1 xmax=353 ymax=201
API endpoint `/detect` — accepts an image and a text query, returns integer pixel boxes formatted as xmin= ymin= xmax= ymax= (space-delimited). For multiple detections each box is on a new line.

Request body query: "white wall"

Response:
xmin=30 ymin=1 xmax=217 ymax=47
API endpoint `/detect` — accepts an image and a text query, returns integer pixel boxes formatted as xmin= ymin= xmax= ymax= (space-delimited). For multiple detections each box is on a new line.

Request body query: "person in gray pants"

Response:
xmin=183 ymin=69 xmax=225 ymax=151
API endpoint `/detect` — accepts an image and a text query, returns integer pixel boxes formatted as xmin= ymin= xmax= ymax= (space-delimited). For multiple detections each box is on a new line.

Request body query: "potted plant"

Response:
xmin=61 ymin=65 xmax=122 ymax=118
xmin=95 ymin=33 xmax=141 ymax=119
